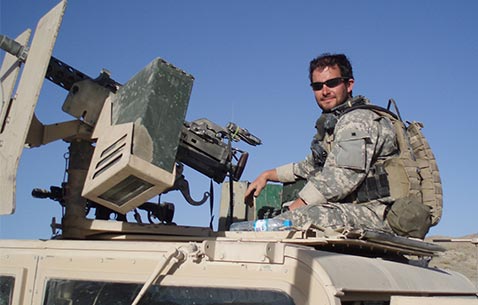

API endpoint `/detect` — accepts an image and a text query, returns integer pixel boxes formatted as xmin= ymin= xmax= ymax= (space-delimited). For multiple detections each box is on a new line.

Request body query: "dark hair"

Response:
xmin=309 ymin=53 xmax=354 ymax=82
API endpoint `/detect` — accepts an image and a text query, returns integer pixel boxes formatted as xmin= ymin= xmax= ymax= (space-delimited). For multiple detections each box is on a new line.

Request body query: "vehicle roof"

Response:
xmin=296 ymin=246 xmax=475 ymax=296
xmin=1 ymin=234 xmax=476 ymax=297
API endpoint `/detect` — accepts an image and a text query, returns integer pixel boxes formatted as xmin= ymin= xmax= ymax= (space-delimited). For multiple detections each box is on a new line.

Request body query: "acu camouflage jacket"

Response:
xmin=276 ymin=96 xmax=397 ymax=206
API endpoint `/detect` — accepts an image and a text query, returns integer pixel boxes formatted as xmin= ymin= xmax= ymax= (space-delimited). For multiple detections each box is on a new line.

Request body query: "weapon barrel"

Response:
xmin=1 ymin=34 xmax=119 ymax=92
xmin=0 ymin=34 xmax=28 ymax=61
xmin=46 ymin=56 xmax=92 ymax=91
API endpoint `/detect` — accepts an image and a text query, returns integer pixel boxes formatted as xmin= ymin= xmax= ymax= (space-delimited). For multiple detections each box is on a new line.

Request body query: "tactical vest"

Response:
xmin=344 ymin=100 xmax=443 ymax=227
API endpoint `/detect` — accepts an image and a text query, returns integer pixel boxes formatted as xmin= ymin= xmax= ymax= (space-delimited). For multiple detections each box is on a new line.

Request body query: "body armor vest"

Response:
xmin=313 ymin=97 xmax=442 ymax=227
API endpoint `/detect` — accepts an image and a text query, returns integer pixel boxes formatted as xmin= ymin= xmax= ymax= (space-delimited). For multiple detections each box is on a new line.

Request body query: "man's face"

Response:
xmin=311 ymin=65 xmax=354 ymax=111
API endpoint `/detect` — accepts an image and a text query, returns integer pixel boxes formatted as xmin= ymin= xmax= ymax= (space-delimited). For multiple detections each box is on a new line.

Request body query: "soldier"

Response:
xmin=245 ymin=53 xmax=402 ymax=234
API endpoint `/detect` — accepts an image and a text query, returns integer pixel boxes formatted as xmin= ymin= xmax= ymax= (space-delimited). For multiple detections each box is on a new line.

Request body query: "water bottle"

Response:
xmin=229 ymin=218 xmax=292 ymax=231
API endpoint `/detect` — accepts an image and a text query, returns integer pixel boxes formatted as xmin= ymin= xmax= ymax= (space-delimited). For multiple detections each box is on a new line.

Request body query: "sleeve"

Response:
xmin=298 ymin=109 xmax=385 ymax=205
xmin=276 ymin=153 xmax=320 ymax=183
xmin=275 ymin=163 xmax=296 ymax=182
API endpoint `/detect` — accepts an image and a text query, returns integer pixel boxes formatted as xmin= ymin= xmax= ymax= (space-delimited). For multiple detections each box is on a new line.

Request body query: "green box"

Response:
xmin=112 ymin=58 xmax=194 ymax=173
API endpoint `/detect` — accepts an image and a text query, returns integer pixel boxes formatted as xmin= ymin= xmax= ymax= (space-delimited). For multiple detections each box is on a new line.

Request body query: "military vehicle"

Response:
xmin=1 ymin=2 xmax=477 ymax=305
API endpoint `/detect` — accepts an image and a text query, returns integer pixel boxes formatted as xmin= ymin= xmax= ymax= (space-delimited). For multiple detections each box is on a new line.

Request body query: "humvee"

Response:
xmin=1 ymin=2 xmax=477 ymax=305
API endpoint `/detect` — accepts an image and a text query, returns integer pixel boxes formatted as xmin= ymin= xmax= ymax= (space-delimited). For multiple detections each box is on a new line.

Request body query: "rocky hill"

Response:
xmin=426 ymin=233 xmax=478 ymax=287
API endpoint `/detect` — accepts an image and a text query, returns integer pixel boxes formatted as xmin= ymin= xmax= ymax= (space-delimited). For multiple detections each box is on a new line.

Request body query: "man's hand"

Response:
xmin=244 ymin=169 xmax=279 ymax=207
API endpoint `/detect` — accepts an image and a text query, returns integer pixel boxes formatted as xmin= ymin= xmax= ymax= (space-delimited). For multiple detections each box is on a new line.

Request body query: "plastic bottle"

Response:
xmin=229 ymin=218 xmax=292 ymax=231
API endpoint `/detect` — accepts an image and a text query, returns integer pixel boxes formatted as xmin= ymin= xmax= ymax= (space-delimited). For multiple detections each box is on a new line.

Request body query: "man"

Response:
xmin=245 ymin=53 xmax=400 ymax=234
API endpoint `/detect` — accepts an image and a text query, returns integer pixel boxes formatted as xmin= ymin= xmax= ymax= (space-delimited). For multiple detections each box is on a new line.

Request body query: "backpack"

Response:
xmin=365 ymin=99 xmax=443 ymax=228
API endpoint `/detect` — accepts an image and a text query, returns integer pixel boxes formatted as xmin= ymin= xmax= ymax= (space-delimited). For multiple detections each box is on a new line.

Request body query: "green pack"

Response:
xmin=406 ymin=121 xmax=443 ymax=226
xmin=365 ymin=100 xmax=443 ymax=237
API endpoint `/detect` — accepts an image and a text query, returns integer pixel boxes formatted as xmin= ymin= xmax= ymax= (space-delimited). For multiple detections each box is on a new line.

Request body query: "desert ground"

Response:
xmin=426 ymin=233 xmax=478 ymax=287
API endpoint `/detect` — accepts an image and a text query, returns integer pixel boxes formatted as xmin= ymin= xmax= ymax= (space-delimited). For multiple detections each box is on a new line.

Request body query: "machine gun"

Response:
xmin=0 ymin=3 xmax=260 ymax=238
xmin=178 ymin=118 xmax=261 ymax=184
xmin=0 ymin=35 xmax=259 ymax=185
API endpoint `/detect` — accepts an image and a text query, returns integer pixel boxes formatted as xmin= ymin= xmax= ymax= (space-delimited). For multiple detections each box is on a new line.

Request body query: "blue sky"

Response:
xmin=1 ymin=0 xmax=477 ymax=239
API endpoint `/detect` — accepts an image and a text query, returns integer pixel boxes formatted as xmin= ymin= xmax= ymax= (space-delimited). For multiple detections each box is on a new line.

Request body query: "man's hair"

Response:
xmin=309 ymin=53 xmax=354 ymax=82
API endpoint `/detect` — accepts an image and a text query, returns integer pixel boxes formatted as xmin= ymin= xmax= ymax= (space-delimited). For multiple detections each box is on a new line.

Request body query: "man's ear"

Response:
xmin=346 ymin=78 xmax=355 ymax=94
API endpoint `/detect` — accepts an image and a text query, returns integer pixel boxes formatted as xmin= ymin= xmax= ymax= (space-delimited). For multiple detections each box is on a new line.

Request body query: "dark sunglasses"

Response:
xmin=310 ymin=77 xmax=348 ymax=91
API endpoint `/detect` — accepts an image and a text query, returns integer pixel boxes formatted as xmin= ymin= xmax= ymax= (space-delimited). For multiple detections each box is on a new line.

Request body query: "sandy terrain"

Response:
xmin=426 ymin=233 xmax=478 ymax=287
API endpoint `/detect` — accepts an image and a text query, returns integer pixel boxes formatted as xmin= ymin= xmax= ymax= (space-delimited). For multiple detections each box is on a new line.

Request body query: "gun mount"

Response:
xmin=0 ymin=1 xmax=260 ymax=238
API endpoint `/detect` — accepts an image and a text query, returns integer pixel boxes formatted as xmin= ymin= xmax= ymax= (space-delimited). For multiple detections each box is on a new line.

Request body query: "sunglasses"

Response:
xmin=310 ymin=77 xmax=348 ymax=91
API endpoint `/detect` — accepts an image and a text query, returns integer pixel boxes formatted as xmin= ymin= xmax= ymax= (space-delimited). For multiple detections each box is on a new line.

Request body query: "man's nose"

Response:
xmin=322 ymin=84 xmax=331 ymax=94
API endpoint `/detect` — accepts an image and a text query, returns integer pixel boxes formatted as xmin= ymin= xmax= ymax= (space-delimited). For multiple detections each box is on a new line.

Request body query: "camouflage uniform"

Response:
xmin=275 ymin=96 xmax=397 ymax=233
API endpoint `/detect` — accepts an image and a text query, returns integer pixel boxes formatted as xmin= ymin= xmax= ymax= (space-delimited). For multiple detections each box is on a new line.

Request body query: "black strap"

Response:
xmin=209 ymin=180 xmax=214 ymax=230
xmin=356 ymin=164 xmax=390 ymax=202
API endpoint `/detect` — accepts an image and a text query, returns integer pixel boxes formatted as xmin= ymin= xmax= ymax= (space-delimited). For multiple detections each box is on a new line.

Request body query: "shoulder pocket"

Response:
xmin=335 ymin=131 xmax=369 ymax=170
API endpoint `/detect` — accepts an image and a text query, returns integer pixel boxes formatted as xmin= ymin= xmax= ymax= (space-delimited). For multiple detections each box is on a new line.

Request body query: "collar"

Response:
xmin=328 ymin=95 xmax=369 ymax=117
